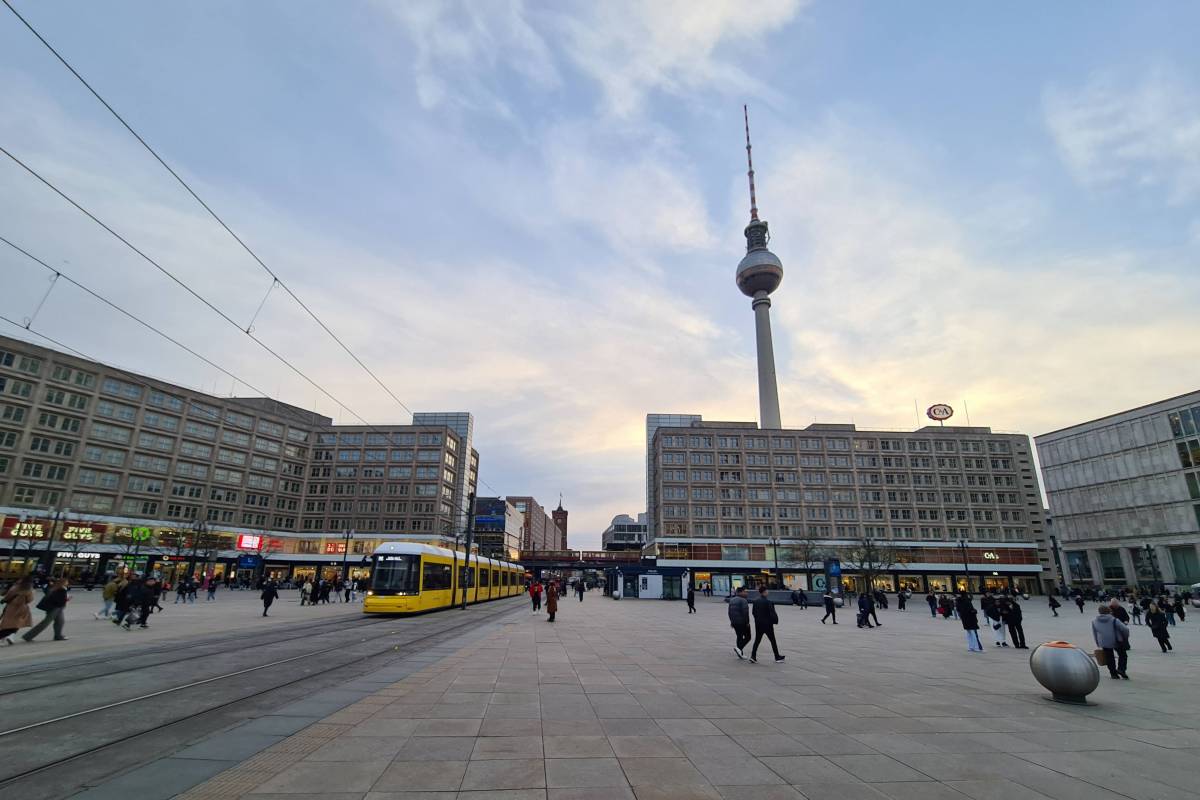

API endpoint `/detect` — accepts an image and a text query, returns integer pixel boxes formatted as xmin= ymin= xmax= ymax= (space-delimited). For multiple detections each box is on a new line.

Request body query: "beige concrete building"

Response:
xmin=1036 ymin=390 xmax=1200 ymax=589
xmin=0 ymin=334 xmax=477 ymax=583
xmin=646 ymin=414 xmax=1052 ymax=596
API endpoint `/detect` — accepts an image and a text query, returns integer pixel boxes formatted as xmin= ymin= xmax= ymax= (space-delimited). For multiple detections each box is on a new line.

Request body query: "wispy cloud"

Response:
xmin=1043 ymin=68 xmax=1200 ymax=203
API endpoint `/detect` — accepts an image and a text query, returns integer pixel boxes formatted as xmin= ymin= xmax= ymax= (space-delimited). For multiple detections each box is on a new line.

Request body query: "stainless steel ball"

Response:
xmin=1029 ymin=641 xmax=1100 ymax=703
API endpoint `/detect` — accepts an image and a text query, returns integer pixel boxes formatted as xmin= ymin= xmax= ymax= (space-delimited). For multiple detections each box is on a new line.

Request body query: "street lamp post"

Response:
xmin=340 ymin=528 xmax=355 ymax=584
xmin=958 ymin=538 xmax=971 ymax=594
xmin=1143 ymin=543 xmax=1161 ymax=593
xmin=1048 ymin=534 xmax=1067 ymax=594
xmin=41 ymin=506 xmax=71 ymax=577
xmin=768 ymin=536 xmax=782 ymax=589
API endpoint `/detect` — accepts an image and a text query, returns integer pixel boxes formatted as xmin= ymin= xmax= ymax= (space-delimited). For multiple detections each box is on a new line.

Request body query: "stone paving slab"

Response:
xmin=165 ymin=594 xmax=1197 ymax=800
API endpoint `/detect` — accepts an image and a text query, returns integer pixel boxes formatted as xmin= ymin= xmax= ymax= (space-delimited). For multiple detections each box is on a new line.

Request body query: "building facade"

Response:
xmin=473 ymin=496 xmax=523 ymax=561
xmin=601 ymin=512 xmax=648 ymax=551
xmin=0 ymin=334 xmax=478 ymax=583
xmin=504 ymin=495 xmax=565 ymax=552
xmin=1036 ymin=391 xmax=1200 ymax=589
xmin=646 ymin=414 xmax=1051 ymax=596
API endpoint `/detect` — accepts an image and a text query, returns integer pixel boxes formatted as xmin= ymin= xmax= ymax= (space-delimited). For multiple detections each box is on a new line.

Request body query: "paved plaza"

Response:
xmin=145 ymin=593 xmax=1200 ymax=800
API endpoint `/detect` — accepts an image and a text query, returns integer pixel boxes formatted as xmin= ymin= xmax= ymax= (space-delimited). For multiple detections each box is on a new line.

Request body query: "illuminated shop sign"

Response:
xmin=63 ymin=526 xmax=97 ymax=541
xmin=237 ymin=534 xmax=262 ymax=550
xmin=983 ymin=551 xmax=1000 ymax=560
xmin=324 ymin=542 xmax=347 ymax=554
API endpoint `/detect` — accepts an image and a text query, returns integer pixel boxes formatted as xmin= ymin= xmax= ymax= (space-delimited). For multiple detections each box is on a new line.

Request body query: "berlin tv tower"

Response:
xmin=736 ymin=106 xmax=784 ymax=430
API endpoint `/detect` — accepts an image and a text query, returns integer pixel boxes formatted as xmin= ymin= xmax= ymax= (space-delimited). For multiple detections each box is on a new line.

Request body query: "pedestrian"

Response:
xmin=1109 ymin=598 xmax=1130 ymax=627
xmin=576 ymin=581 xmax=585 ymax=602
xmin=729 ymin=585 xmax=752 ymax=658
xmin=686 ymin=584 xmax=696 ymax=614
xmin=1 ymin=576 xmax=35 ymax=645
xmin=545 ymin=581 xmax=558 ymax=623
xmin=1092 ymin=605 xmax=1130 ymax=679
xmin=299 ymin=580 xmax=311 ymax=606
xmin=113 ymin=575 xmax=141 ymax=628
xmin=1130 ymin=602 xmax=1142 ymax=625
xmin=1049 ymin=595 xmax=1061 ymax=617
xmin=926 ymin=591 xmax=938 ymax=618
xmin=1003 ymin=597 xmax=1027 ymax=649
xmin=1172 ymin=596 xmax=1186 ymax=623
xmin=750 ymin=586 xmax=785 ymax=663
xmin=869 ymin=592 xmax=882 ymax=626
xmin=957 ymin=592 xmax=984 ymax=652
xmin=986 ymin=598 xmax=1007 ymax=647
xmin=856 ymin=592 xmax=875 ymax=628
xmin=796 ymin=588 xmax=808 ymax=609
xmin=174 ymin=578 xmax=188 ymax=604
xmin=261 ymin=580 xmax=279 ymax=617
xmin=1145 ymin=603 xmax=1172 ymax=652
xmin=206 ymin=578 xmax=218 ymax=602
xmin=1074 ymin=594 xmax=1086 ymax=614
xmin=897 ymin=590 xmax=907 ymax=611
xmin=820 ymin=589 xmax=838 ymax=624
xmin=530 ymin=581 xmax=542 ymax=613
xmin=344 ymin=580 xmax=352 ymax=603
xmin=23 ymin=577 xmax=71 ymax=642
xmin=94 ymin=575 xmax=120 ymax=619
xmin=139 ymin=578 xmax=161 ymax=628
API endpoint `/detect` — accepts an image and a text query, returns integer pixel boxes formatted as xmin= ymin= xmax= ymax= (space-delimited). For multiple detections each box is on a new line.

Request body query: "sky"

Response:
xmin=2 ymin=1 xmax=1199 ymax=549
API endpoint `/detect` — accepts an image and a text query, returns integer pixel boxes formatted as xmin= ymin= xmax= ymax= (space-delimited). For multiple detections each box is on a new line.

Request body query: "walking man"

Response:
xmin=576 ymin=581 xmax=585 ymax=602
xmin=1003 ymin=597 xmax=1027 ymax=648
xmin=820 ymin=589 xmax=838 ymax=624
xmin=261 ymin=580 xmax=279 ymax=617
xmin=857 ymin=592 xmax=875 ymax=628
xmin=750 ymin=586 xmax=785 ymax=663
xmin=1049 ymin=595 xmax=1061 ymax=617
xmin=1092 ymin=605 xmax=1130 ymax=679
xmin=95 ymin=575 xmax=119 ymax=619
xmin=926 ymin=591 xmax=938 ymax=618
xmin=686 ymin=584 xmax=696 ymax=613
xmin=23 ymin=578 xmax=71 ymax=642
xmin=729 ymin=586 xmax=752 ymax=658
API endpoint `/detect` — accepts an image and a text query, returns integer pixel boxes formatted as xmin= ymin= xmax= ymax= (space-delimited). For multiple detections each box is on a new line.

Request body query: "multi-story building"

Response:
xmin=644 ymin=414 xmax=1051 ymax=597
xmin=1036 ymin=390 xmax=1200 ymax=589
xmin=0 ymin=334 xmax=479 ymax=584
xmin=473 ymin=496 xmax=523 ymax=561
xmin=505 ymin=495 xmax=565 ymax=552
xmin=601 ymin=512 xmax=648 ymax=551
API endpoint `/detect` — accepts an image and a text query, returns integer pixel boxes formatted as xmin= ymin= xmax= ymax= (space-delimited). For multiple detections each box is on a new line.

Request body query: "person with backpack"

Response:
xmin=1049 ymin=595 xmax=1061 ymax=617
xmin=23 ymin=578 xmax=71 ymax=642
xmin=750 ymin=586 xmax=785 ymax=664
xmin=174 ymin=578 xmax=189 ymax=604
xmin=114 ymin=574 xmax=144 ymax=629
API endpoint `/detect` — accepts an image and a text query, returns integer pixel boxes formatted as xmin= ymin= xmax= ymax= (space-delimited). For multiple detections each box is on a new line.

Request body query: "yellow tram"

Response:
xmin=363 ymin=542 xmax=524 ymax=614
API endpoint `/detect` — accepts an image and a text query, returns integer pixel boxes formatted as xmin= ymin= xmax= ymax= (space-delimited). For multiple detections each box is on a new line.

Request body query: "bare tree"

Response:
xmin=781 ymin=534 xmax=835 ymax=588
xmin=841 ymin=537 xmax=901 ymax=594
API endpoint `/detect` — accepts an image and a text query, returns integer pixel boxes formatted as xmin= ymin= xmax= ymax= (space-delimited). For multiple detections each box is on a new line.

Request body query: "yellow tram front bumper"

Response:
xmin=362 ymin=593 xmax=421 ymax=614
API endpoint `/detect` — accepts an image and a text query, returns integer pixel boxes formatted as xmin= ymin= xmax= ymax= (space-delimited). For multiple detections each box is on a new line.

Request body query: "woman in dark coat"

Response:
xmin=23 ymin=578 xmax=70 ymax=641
xmin=545 ymin=582 xmax=558 ymax=623
xmin=957 ymin=593 xmax=983 ymax=652
xmin=1146 ymin=603 xmax=1172 ymax=652
xmin=261 ymin=581 xmax=279 ymax=617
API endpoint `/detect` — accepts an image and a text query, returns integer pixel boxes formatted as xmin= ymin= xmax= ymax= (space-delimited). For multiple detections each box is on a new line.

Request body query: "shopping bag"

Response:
xmin=1093 ymin=648 xmax=1107 ymax=666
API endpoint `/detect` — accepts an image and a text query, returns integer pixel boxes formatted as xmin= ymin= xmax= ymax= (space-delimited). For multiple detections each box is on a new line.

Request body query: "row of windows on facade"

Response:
xmin=1 ymin=429 xmax=457 ymax=488
xmin=1 ymin=349 xmax=458 ymax=450
xmin=1168 ymin=407 xmax=1200 ymax=440
xmin=1048 ymin=474 xmax=1193 ymax=517
xmin=659 ymin=505 xmax=1023 ymax=523
xmin=658 ymin=433 xmax=1014 ymax=454
xmin=658 ymin=469 xmax=1023 ymax=488
xmin=656 ymin=522 xmax=1029 ymax=541
xmin=0 ymin=404 xmax=455 ymax=469
xmin=1036 ymin=415 xmax=1165 ymax=468
xmin=1040 ymin=444 xmax=1185 ymax=493
xmin=659 ymin=487 xmax=1027 ymax=505
xmin=660 ymin=452 xmax=1016 ymax=471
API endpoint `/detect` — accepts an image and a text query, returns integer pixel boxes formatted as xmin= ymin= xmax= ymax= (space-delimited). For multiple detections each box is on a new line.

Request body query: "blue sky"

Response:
xmin=3 ymin=1 xmax=1199 ymax=547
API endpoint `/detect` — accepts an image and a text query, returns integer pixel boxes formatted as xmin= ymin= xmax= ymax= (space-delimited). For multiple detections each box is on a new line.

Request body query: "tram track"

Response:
xmin=0 ymin=596 xmax=525 ymax=797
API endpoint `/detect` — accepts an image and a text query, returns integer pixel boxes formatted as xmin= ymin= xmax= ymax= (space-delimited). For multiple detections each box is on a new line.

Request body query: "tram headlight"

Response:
xmin=366 ymin=590 xmax=374 ymax=596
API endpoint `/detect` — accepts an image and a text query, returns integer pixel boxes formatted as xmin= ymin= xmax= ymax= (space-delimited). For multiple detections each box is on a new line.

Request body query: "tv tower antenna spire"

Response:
xmin=744 ymin=104 xmax=759 ymax=222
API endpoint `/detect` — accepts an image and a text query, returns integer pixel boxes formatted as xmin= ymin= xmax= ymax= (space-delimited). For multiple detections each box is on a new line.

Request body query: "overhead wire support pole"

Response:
xmin=2 ymin=0 xmax=413 ymax=419
xmin=24 ymin=270 xmax=59 ymax=329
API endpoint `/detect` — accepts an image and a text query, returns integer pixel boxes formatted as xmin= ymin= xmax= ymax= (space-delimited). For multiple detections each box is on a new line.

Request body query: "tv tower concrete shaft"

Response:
xmin=752 ymin=292 xmax=782 ymax=429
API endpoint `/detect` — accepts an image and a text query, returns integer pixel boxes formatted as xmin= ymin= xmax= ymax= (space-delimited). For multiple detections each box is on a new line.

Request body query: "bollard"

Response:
xmin=1029 ymin=641 xmax=1100 ymax=704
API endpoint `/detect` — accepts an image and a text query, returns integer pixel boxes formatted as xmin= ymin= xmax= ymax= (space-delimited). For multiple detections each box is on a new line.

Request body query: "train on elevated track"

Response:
xmin=363 ymin=541 xmax=525 ymax=614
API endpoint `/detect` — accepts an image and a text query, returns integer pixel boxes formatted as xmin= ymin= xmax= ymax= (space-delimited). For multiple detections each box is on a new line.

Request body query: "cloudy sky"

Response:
xmin=3 ymin=2 xmax=1198 ymax=547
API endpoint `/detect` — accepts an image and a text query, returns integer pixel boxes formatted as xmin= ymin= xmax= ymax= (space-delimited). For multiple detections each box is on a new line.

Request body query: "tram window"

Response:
xmin=422 ymin=561 xmax=451 ymax=590
xmin=372 ymin=555 xmax=420 ymax=595
xmin=491 ymin=569 xmax=498 ymax=586
xmin=480 ymin=568 xmax=490 ymax=587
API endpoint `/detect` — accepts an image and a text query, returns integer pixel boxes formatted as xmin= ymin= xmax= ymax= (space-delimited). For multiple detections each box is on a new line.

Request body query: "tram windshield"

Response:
xmin=371 ymin=554 xmax=420 ymax=595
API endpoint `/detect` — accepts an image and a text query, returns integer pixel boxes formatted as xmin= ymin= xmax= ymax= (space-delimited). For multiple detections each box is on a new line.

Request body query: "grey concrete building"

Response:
xmin=0 ymin=334 xmax=479 ymax=581
xmin=601 ymin=512 xmax=648 ymax=551
xmin=504 ymin=495 xmax=564 ymax=552
xmin=647 ymin=414 xmax=1052 ymax=595
xmin=1036 ymin=390 xmax=1200 ymax=589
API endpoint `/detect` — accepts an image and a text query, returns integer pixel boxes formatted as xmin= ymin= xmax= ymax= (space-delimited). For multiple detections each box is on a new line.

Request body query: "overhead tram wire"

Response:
xmin=0 ymin=236 xmax=501 ymax=516
xmin=1 ymin=0 xmax=413 ymax=418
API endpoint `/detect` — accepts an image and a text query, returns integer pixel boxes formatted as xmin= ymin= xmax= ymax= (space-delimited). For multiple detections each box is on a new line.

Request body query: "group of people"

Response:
xmin=298 ymin=577 xmax=360 ymax=606
xmin=527 ymin=580 xmax=560 ymax=622
xmin=727 ymin=585 xmax=786 ymax=664
xmin=1 ymin=576 xmax=72 ymax=644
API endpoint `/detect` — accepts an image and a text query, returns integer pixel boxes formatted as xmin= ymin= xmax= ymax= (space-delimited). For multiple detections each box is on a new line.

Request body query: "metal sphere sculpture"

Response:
xmin=1029 ymin=641 xmax=1100 ymax=704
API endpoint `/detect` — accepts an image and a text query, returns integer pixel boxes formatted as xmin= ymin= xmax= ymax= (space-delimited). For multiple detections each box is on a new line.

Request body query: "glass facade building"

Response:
xmin=1036 ymin=390 xmax=1200 ymax=588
